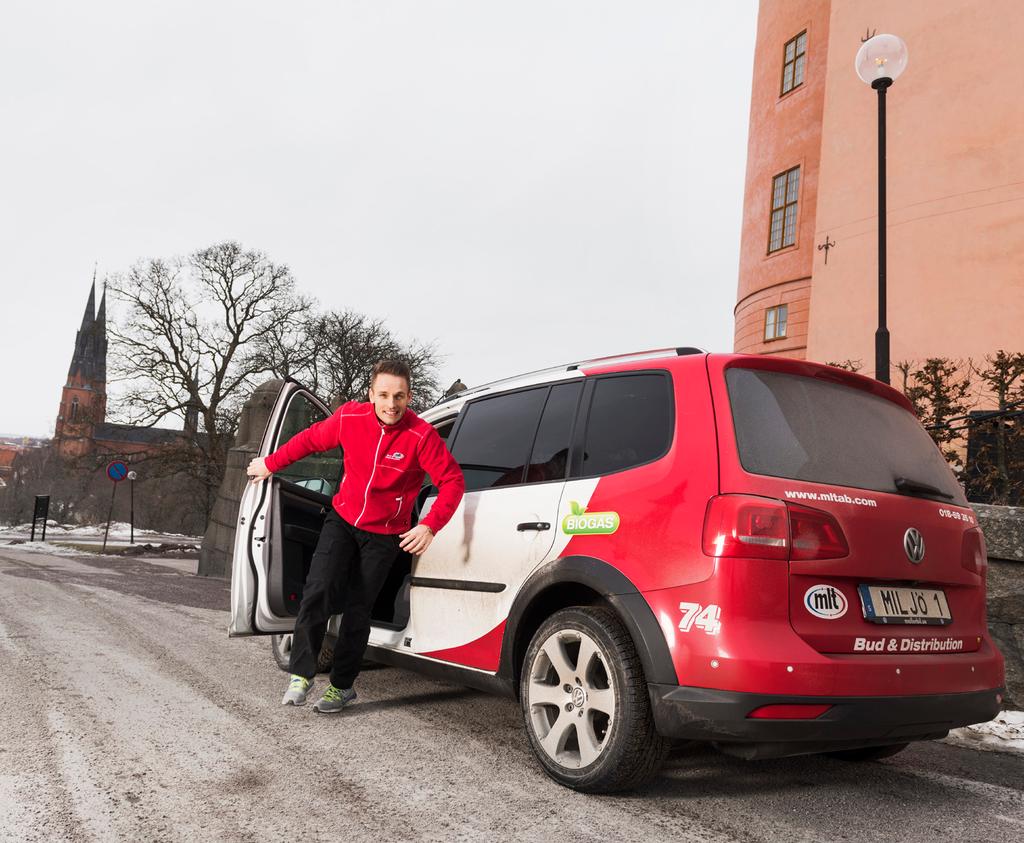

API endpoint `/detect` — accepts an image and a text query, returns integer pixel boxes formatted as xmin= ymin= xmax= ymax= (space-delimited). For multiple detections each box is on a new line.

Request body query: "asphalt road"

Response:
xmin=1 ymin=546 xmax=1022 ymax=843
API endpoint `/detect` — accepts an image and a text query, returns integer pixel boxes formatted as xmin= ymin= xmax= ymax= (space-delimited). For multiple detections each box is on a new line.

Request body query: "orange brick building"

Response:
xmin=735 ymin=0 xmax=1024 ymax=373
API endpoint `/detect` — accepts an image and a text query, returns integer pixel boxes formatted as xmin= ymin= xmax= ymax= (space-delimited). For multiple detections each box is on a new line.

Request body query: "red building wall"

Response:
xmin=734 ymin=0 xmax=830 ymax=358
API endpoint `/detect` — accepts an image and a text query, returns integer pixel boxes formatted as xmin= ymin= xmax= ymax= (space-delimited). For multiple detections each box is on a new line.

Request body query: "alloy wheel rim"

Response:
xmin=527 ymin=629 xmax=615 ymax=769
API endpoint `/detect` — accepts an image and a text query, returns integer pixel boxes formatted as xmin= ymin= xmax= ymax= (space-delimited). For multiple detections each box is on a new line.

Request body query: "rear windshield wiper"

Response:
xmin=893 ymin=476 xmax=954 ymax=500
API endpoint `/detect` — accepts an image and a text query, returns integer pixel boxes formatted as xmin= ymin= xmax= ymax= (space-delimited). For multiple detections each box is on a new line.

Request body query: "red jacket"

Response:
xmin=264 ymin=401 xmax=464 ymax=535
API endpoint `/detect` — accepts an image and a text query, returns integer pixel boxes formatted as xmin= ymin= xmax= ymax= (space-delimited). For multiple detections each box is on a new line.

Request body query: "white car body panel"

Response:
xmin=231 ymin=364 xmax=607 ymax=661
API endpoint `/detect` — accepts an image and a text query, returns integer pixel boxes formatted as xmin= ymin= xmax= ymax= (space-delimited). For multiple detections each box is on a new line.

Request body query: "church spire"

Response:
xmin=96 ymin=278 xmax=107 ymax=383
xmin=66 ymin=277 xmax=106 ymax=385
xmin=78 ymin=278 xmax=96 ymax=334
xmin=96 ymin=280 xmax=106 ymax=326
xmin=55 ymin=274 xmax=109 ymax=451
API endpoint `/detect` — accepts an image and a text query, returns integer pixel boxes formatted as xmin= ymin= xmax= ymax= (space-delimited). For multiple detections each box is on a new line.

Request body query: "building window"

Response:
xmin=768 ymin=166 xmax=800 ymax=252
xmin=781 ymin=31 xmax=807 ymax=95
xmin=765 ymin=305 xmax=788 ymax=341
xmin=70 ymin=397 xmax=79 ymax=422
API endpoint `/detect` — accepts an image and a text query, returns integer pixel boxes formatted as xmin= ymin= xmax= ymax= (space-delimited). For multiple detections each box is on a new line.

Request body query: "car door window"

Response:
xmin=582 ymin=374 xmax=673 ymax=476
xmin=526 ymin=382 xmax=582 ymax=483
xmin=449 ymin=388 xmax=548 ymax=491
xmin=421 ymin=416 xmax=458 ymax=495
xmin=273 ymin=391 xmax=342 ymax=495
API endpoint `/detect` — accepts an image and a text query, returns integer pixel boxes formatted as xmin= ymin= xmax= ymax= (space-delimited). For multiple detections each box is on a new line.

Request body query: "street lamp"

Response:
xmin=127 ymin=470 xmax=138 ymax=544
xmin=856 ymin=33 xmax=908 ymax=386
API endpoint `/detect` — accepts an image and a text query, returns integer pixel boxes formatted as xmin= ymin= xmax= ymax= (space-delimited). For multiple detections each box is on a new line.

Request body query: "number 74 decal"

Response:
xmin=678 ymin=602 xmax=722 ymax=635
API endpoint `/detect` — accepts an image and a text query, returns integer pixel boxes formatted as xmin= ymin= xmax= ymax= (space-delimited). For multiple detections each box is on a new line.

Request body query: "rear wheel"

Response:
xmin=520 ymin=606 xmax=668 ymax=793
xmin=825 ymin=743 xmax=909 ymax=762
xmin=271 ymin=633 xmax=336 ymax=674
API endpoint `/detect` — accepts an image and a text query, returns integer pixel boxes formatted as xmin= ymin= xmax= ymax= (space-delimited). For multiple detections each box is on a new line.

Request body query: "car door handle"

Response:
xmin=517 ymin=522 xmax=551 ymax=532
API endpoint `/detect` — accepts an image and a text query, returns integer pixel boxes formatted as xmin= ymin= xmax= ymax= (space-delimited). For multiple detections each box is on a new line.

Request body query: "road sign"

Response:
xmin=106 ymin=461 xmax=128 ymax=482
xmin=31 ymin=495 xmax=50 ymax=542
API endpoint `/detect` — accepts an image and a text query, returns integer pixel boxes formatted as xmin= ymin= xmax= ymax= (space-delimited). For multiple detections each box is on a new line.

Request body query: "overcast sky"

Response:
xmin=0 ymin=1 xmax=757 ymax=437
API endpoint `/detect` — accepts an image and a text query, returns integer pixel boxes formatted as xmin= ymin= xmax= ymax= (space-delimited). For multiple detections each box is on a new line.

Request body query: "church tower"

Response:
xmin=55 ymin=279 xmax=108 ymax=458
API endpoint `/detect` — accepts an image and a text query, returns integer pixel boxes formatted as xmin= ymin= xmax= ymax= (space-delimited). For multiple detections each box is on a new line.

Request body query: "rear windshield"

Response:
xmin=726 ymin=368 xmax=966 ymax=504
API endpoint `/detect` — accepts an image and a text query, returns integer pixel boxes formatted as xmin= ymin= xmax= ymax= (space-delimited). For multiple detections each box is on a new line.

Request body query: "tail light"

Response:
xmin=961 ymin=527 xmax=987 ymax=574
xmin=702 ymin=495 xmax=849 ymax=561
xmin=789 ymin=504 xmax=849 ymax=560
xmin=702 ymin=495 xmax=788 ymax=559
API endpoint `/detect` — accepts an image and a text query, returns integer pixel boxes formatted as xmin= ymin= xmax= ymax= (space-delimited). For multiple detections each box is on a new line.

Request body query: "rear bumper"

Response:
xmin=649 ymin=683 xmax=1004 ymax=755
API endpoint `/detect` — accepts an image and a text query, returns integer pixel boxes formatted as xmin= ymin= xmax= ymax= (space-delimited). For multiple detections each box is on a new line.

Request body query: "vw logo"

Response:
xmin=904 ymin=528 xmax=925 ymax=563
xmin=571 ymin=687 xmax=586 ymax=708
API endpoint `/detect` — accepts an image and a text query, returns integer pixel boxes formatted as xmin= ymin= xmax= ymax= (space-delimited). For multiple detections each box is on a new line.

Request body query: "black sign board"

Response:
xmin=31 ymin=495 xmax=50 ymax=542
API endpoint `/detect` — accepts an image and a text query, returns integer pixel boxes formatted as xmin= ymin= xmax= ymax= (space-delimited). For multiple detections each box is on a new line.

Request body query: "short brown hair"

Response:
xmin=370 ymin=359 xmax=412 ymax=390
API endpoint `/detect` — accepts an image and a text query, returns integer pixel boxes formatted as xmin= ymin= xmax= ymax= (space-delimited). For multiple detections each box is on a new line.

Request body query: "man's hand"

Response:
xmin=399 ymin=524 xmax=434 ymax=555
xmin=247 ymin=457 xmax=272 ymax=485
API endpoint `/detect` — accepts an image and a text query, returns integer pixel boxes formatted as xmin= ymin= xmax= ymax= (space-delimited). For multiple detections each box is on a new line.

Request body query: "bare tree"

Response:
xmin=825 ymin=359 xmax=862 ymax=373
xmin=970 ymin=350 xmax=1024 ymax=504
xmin=106 ymin=242 xmax=312 ymax=517
xmin=899 ymin=358 xmax=973 ymax=470
xmin=895 ymin=360 xmax=928 ymax=418
xmin=246 ymin=308 xmax=442 ymax=411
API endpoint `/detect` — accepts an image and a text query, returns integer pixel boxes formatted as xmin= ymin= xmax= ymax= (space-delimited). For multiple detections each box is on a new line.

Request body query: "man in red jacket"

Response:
xmin=246 ymin=360 xmax=465 ymax=713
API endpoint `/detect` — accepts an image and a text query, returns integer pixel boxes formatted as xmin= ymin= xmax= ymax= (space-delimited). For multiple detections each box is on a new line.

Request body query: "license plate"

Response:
xmin=858 ymin=585 xmax=952 ymax=625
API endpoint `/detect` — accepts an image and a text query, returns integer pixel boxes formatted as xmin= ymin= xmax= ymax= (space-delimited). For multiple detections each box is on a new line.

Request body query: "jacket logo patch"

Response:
xmin=384 ymin=452 xmax=405 ymax=461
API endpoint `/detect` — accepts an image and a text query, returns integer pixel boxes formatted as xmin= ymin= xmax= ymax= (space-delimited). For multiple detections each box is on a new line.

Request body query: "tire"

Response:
xmin=271 ymin=633 xmax=336 ymax=674
xmin=825 ymin=743 xmax=910 ymax=762
xmin=519 ymin=606 xmax=668 ymax=793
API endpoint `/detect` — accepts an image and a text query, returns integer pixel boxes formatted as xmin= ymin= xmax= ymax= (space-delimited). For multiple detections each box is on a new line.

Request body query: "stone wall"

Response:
xmin=197 ymin=379 xmax=283 ymax=578
xmin=972 ymin=504 xmax=1024 ymax=709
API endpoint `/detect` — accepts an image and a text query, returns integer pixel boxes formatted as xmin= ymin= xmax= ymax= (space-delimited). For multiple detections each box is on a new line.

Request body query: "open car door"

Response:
xmin=229 ymin=381 xmax=342 ymax=636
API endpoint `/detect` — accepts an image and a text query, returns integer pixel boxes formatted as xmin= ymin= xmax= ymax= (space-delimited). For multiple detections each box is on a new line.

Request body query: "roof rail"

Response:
xmin=433 ymin=346 xmax=706 ymax=406
xmin=566 ymin=346 xmax=705 ymax=371
xmin=431 ymin=362 xmax=573 ymax=407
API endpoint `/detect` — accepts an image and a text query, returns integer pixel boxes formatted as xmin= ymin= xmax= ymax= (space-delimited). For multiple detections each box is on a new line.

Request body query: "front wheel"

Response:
xmin=520 ymin=606 xmax=668 ymax=793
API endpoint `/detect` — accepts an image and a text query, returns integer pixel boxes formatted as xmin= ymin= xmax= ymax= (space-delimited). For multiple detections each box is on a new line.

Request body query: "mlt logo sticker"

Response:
xmin=803 ymin=584 xmax=848 ymax=619
xmin=562 ymin=501 xmax=619 ymax=535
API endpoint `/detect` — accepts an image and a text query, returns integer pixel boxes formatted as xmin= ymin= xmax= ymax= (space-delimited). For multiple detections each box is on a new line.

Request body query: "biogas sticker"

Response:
xmin=561 ymin=501 xmax=619 ymax=535
xmin=803 ymin=584 xmax=848 ymax=619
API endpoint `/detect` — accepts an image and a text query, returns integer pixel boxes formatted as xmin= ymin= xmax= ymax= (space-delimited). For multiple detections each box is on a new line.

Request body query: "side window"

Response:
xmin=421 ymin=416 xmax=458 ymax=495
xmin=582 ymin=375 xmax=673 ymax=476
xmin=449 ymin=388 xmax=548 ymax=492
xmin=526 ymin=382 xmax=582 ymax=483
xmin=433 ymin=417 xmax=456 ymax=443
xmin=273 ymin=392 xmax=342 ymax=496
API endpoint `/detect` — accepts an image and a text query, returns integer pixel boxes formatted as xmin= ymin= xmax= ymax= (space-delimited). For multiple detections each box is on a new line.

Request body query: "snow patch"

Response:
xmin=0 ymin=521 xmax=199 ymax=541
xmin=2 ymin=541 xmax=90 ymax=557
xmin=944 ymin=710 xmax=1024 ymax=755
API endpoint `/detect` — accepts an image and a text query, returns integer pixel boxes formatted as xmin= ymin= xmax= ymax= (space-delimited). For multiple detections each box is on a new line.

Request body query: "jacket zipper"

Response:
xmin=355 ymin=427 xmax=386 ymax=527
xmin=385 ymin=496 xmax=404 ymax=530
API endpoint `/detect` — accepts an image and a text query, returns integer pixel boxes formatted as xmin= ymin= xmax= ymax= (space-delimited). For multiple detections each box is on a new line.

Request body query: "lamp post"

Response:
xmin=856 ymin=34 xmax=908 ymax=386
xmin=127 ymin=470 xmax=138 ymax=544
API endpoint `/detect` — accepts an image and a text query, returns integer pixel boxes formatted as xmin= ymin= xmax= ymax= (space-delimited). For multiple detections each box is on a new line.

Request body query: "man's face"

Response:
xmin=369 ymin=373 xmax=411 ymax=425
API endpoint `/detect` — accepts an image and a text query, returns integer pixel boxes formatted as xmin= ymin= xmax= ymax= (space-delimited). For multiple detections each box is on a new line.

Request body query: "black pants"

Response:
xmin=289 ymin=510 xmax=401 ymax=689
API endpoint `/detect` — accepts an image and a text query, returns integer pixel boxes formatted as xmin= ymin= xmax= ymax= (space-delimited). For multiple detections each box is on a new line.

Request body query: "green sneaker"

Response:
xmin=312 ymin=683 xmax=357 ymax=714
xmin=282 ymin=674 xmax=313 ymax=706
